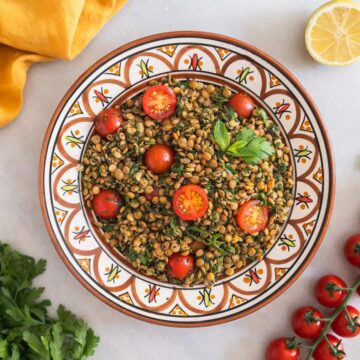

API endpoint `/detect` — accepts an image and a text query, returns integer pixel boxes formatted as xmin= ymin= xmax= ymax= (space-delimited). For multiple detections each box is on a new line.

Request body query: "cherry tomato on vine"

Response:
xmin=94 ymin=107 xmax=123 ymax=137
xmin=315 ymin=275 xmax=348 ymax=308
xmin=236 ymin=200 xmax=269 ymax=234
xmin=172 ymin=184 xmax=208 ymax=221
xmin=331 ymin=305 xmax=360 ymax=338
xmin=291 ymin=306 xmax=325 ymax=339
xmin=142 ymin=85 xmax=177 ymax=121
xmin=167 ymin=253 xmax=194 ymax=280
xmin=344 ymin=234 xmax=360 ymax=267
xmin=313 ymin=334 xmax=345 ymax=360
xmin=92 ymin=189 xmax=121 ymax=219
xmin=228 ymin=92 xmax=255 ymax=119
xmin=265 ymin=337 xmax=300 ymax=360
xmin=144 ymin=144 xmax=174 ymax=174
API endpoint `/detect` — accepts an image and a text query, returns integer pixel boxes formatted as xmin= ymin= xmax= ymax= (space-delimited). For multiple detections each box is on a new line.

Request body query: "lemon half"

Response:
xmin=305 ymin=0 xmax=360 ymax=66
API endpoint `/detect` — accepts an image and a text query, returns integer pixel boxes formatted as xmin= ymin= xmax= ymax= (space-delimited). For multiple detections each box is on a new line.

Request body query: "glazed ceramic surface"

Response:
xmin=39 ymin=32 xmax=334 ymax=326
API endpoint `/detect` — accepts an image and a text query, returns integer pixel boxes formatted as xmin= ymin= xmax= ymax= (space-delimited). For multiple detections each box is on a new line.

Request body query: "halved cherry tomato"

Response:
xmin=172 ymin=184 xmax=208 ymax=221
xmin=265 ymin=337 xmax=300 ymax=360
xmin=228 ymin=92 xmax=255 ymax=119
xmin=167 ymin=253 xmax=195 ymax=280
xmin=94 ymin=107 xmax=123 ymax=137
xmin=332 ymin=305 xmax=360 ymax=338
xmin=313 ymin=334 xmax=345 ymax=360
xmin=142 ymin=85 xmax=177 ymax=121
xmin=144 ymin=144 xmax=174 ymax=174
xmin=291 ymin=306 xmax=325 ymax=339
xmin=236 ymin=200 xmax=269 ymax=234
xmin=315 ymin=275 xmax=348 ymax=308
xmin=93 ymin=189 xmax=121 ymax=219
xmin=344 ymin=234 xmax=360 ymax=267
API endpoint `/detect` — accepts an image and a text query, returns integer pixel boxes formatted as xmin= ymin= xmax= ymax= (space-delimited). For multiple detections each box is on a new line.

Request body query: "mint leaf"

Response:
xmin=213 ymin=120 xmax=230 ymax=151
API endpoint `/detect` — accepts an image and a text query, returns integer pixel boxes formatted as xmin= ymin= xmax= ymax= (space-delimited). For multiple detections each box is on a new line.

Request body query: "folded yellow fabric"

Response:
xmin=0 ymin=0 xmax=127 ymax=128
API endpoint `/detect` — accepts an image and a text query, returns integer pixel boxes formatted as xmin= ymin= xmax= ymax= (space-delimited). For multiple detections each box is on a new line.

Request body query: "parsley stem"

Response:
xmin=305 ymin=276 xmax=360 ymax=360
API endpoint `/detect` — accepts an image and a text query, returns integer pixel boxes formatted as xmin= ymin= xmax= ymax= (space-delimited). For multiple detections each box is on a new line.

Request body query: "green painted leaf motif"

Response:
xmin=213 ymin=120 xmax=230 ymax=151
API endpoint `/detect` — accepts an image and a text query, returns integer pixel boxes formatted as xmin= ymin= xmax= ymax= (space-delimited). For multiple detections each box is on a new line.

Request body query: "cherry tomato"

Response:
xmin=344 ymin=234 xmax=360 ymax=267
xmin=190 ymin=240 xmax=206 ymax=252
xmin=315 ymin=275 xmax=348 ymax=308
xmin=228 ymin=92 xmax=255 ymax=119
xmin=291 ymin=306 xmax=325 ymax=339
xmin=331 ymin=305 xmax=360 ymax=338
xmin=142 ymin=85 xmax=177 ymax=121
xmin=92 ymin=189 xmax=121 ymax=219
xmin=265 ymin=337 xmax=300 ymax=360
xmin=94 ymin=107 xmax=123 ymax=137
xmin=144 ymin=144 xmax=174 ymax=174
xmin=144 ymin=187 xmax=159 ymax=202
xmin=313 ymin=334 xmax=345 ymax=360
xmin=167 ymin=253 xmax=194 ymax=280
xmin=172 ymin=184 xmax=208 ymax=221
xmin=236 ymin=200 xmax=269 ymax=234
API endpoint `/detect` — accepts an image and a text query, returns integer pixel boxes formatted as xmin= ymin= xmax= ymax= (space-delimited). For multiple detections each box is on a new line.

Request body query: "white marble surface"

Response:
xmin=1 ymin=0 xmax=360 ymax=359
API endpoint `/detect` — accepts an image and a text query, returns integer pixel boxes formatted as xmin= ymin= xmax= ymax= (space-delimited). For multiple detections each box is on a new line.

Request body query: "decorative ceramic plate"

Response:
xmin=39 ymin=32 xmax=335 ymax=327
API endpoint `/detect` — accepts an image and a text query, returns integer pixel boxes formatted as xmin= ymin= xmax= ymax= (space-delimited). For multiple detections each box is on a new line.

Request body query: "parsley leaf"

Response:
xmin=213 ymin=120 xmax=231 ymax=151
xmin=225 ymin=128 xmax=274 ymax=164
xmin=252 ymin=107 xmax=268 ymax=122
xmin=222 ymin=163 xmax=236 ymax=175
xmin=235 ymin=127 xmax=254 ymax=143
xmin=0 ymin=243 xmax=99 ymax=360
xmin=231 ymin=136 xmax=275 ymax=164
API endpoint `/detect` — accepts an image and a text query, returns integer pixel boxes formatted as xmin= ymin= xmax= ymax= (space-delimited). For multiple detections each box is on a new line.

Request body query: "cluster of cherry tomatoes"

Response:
xmin=265 ymin=234 xmax=360 ymax=360
xmin=89 ymin=83 xmax=270 ymax=281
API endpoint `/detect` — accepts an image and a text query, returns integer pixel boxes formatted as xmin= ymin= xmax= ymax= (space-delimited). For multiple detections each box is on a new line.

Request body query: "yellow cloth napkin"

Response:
xmin=0 ymin=0 xmax=127 ymax=128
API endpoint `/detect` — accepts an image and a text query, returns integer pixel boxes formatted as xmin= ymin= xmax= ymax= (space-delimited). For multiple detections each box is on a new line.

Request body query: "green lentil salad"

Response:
xmin=80 ymin=77 xmax=294 ymax=286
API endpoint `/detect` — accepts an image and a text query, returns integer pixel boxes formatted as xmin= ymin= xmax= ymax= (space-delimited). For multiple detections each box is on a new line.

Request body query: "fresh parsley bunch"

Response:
xmin=213 ymin=120 xmax=275 ymax=164
xmin=0 ymin=243 xmax=99 ymax=360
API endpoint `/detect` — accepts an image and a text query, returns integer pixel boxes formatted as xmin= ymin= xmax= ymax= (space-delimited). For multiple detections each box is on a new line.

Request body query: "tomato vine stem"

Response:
xmin=305 ymin=276 xmax=360 ymax=360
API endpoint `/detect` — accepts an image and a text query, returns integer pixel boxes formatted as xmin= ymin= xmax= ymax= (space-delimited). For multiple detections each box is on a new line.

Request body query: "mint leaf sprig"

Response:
xmin=213 ymin=120 xmax=275 ymax=164
xmin=213 ymin=120 xmax=230 ymax=151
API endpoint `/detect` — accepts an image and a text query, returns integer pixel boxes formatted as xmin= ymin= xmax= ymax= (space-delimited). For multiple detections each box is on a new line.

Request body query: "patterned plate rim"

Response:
xmin=39 ymin=31 xmax=335 ymax=327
